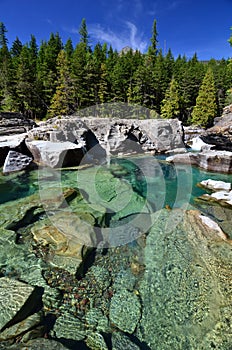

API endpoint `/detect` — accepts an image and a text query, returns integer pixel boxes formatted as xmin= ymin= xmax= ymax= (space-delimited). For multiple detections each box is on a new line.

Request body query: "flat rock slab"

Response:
xmin=3 ymin=150 xmax=33 ymax=174
xmin=167 ymin=150 xmax=232 ymax=173
xmin=0 ymin=277 xmax=38 ymax=331
xmin=199 ymin=179 xmax=231 ymax=192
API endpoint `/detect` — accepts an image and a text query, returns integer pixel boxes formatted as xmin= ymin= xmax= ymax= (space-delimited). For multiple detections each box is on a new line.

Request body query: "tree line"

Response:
xmin=0 ymin=19 xmax=232 ymax=127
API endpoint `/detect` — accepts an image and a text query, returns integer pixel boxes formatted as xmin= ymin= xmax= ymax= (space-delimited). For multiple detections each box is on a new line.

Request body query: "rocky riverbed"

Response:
xmin=0 ymin=107 xmax=232 ymax=349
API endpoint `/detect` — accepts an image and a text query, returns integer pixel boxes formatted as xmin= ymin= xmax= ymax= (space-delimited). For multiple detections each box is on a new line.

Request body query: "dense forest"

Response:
xmin=0 ymin=19 xmax=232 ymax=126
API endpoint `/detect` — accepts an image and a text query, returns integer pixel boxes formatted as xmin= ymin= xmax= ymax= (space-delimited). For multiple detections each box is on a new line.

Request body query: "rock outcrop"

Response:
xmin=27 ymin=116 xmax=184 ymax=156
xmin=200 ymin=104 xmax=232 ymax=151
xmin=166 ymin=150 xmax=232 ymax=173
xmin=0 ymin=112 xmax=36 ymax=136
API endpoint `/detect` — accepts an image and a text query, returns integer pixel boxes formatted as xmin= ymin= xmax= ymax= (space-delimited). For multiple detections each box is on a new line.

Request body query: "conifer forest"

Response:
xmin=1 ymin=19 xmax=232 ymax=127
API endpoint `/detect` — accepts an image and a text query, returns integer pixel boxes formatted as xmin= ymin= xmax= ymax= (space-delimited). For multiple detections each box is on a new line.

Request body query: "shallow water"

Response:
xmin=0 ymin=155 xmax=232 ymax=349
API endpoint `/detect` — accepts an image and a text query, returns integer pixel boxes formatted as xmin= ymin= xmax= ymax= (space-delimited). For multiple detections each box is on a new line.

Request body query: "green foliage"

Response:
xmin=0 ymin=20 xmax=231 ymax=121
xmin=48 ymin=50 xmax=76 ymax=117
xmin=191 ymin=68 xmax=217 ymax=127
xmin=160 ymin=77 xmax=180 ymax=119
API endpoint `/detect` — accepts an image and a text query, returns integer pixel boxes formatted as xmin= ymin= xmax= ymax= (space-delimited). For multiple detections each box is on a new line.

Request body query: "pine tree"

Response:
xmin=0 ymin=22 xmax=8 ymax=48
xmin=191 ymin=68 xmax=217 ymax=127
xmin=79 ymin=18 xmax=90 ymax=50
xmin=49 ymin=50 xmax=75 ymax=117
xmin=148 ymin=19 xmax=158 ymax=60
xmin=160 ymin=77 xmax=180 ymax=119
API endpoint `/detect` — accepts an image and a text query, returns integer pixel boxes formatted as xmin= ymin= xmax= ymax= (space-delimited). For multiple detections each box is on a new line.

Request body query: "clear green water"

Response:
xmin=1 ymin=155 xmax=232 ymax=208
xmin=0 ymin=155 xmax=232 ymax=349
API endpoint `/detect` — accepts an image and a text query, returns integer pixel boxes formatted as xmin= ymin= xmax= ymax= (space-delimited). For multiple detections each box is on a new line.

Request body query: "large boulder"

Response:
xmin=200 ymin=104 xmax=232 ymax=151
xmin=82 ymin=117 xmax=184 ymax=154
xmin=25 ymin=139 xmax=84 ymax=168
xmin=3 ymin=150 xmax=33 ymax=174
xmin=27 ymin=116 xmax=185 ymax=157
xmin=0 ymin=277 xmax=43 ymax=334
xmin=0 ymin=133 xmax=29 ymax=167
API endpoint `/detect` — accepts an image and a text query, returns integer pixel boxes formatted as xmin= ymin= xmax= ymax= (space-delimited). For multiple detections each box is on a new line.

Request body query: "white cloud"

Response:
xmin=88 ymin=22 xmax=147 ymax=52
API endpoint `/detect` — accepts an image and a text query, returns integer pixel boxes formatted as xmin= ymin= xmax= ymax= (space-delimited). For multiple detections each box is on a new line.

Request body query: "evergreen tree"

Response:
xmin=64 ymin=38 xmax=74 ymax=60
xmin=0 ymin=22 xmax=8 ymax=48
xmin=49 ymin=50 xmax=75 ymax=117
xmin=160 ymin=77 xmax=180 ymax=119
xmin=10 ymin=37 xmax=23 ymax=57
xmin=148 ymin=19 xmax=158 ymax=59
xmin=0 ymin=23 xmax=14 ymax=110
xmin=79 ymin=18 xmax=90 ymax=49
xmin=191 ymin=68 xmax=217 ymax=127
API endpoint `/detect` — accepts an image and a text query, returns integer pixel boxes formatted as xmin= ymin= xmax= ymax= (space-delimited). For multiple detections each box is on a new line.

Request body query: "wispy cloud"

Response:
xmin=84 ymin=22 xmax=148 ymax=52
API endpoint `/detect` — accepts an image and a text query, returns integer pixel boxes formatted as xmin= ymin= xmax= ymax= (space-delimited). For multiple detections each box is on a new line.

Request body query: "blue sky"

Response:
xmin=1 ymin=0 xmax=232 ymax=60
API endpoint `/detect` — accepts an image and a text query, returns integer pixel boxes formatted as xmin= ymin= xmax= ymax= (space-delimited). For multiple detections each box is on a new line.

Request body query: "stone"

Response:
xmin=109 ymin=289 xmax=141 ymax=334
xmin=0 ymin=312 xmax=42 ymax=341
xmin=0 ymin=112 xmax=36 ymax=136
xmin=0 ymin=277 xmax=43 ymax=331
xmin=27 ymin=116 xmax=185 ymax=157
xmin=31 ymin=211 xmax=96 ymax=274
xmin=112 ymin=332 xmax=140 ymax=350
xmin=166 ymin=150 xmax=232 ymax=173
xmin=200 ymin=104 xmax=232 ymax=151
xmin=25 ymin=139 xmax=84 ymax=168
xmin=190 ymin=136 xmax=213 ymax=151
xmin=53 ymin=313 xmax=86 ymax=341
xmin=0 ymin=133 xmax=29 ymax=166
xmin=137 ymin=208 xmax=232 ymax=349
xmin=20 ymin=338 xmax=69 ymax=350
xmin=3 ymin=150 xmax=33 ymax=174
xmin=85 ymin=332 xmax=108 ymax=350
xmin=199 ymin=179 xmax=231 ymax=192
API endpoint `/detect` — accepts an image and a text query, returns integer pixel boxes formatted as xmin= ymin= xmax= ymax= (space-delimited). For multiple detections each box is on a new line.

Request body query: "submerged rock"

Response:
xmin=111 ymin=332 xmax=140 ymax=350
xmin=109 ymin=289 xmax=141 ymax=334
xmin=53 ymin=313 xmax=86 ymax=341
xmin=0 ymin=277 xmax=43 ymax=334
xmin=137 ymin=208 xmax=232 ymax=349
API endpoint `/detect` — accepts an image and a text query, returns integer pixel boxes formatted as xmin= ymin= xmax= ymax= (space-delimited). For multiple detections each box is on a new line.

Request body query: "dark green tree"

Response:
xmin=0 ymin=22 xmax=8 ymax=48
xmin=191 ymin=68 xmax=217 ymax=127
xmin=49 ymin=50 xmax=75 ymax=117
xmin=160 ymin=77 xmax=180 ymax=119
xmin=79 ymin=18 xmax=90 ymax=50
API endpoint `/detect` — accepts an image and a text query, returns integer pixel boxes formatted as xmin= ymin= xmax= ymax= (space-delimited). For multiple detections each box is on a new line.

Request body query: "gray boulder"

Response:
xmin=166 ymin=150 xmax=232 ymax=173
xmin=0 ymin=133 xmax=28 ymax=166
xmin=200 ymin=104 xmax=232 ymax=151
xmin=3 ymin=150 xmax=33 ymax=174
xmin=25 ymin=139 xmax=84 ymax=168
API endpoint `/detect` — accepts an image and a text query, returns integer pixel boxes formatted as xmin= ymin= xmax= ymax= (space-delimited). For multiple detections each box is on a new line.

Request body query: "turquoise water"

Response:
xmin=1 ymin=155 xmax=232 ymax=207
xmin=0 ymin=155 xmax=232 ymax=349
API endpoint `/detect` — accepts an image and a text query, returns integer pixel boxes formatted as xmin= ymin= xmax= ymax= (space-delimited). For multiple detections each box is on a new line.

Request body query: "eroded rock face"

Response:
xmin=3 ymin=150 xmax=33 ymax=174
xmin=167 ymin=150 xmax=232 ymax=173
xmin=0 ymin=112 xmax=36 ymax=136
xmin=28 ymin=116 xmax=185 ymax=157
xmin=25 ymin=139 xmax=84 ymax=168
xmin=137 ymin=208 xmax=232 ymax=349
xmin=200 ymin=104 xmax=232 ymax=151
